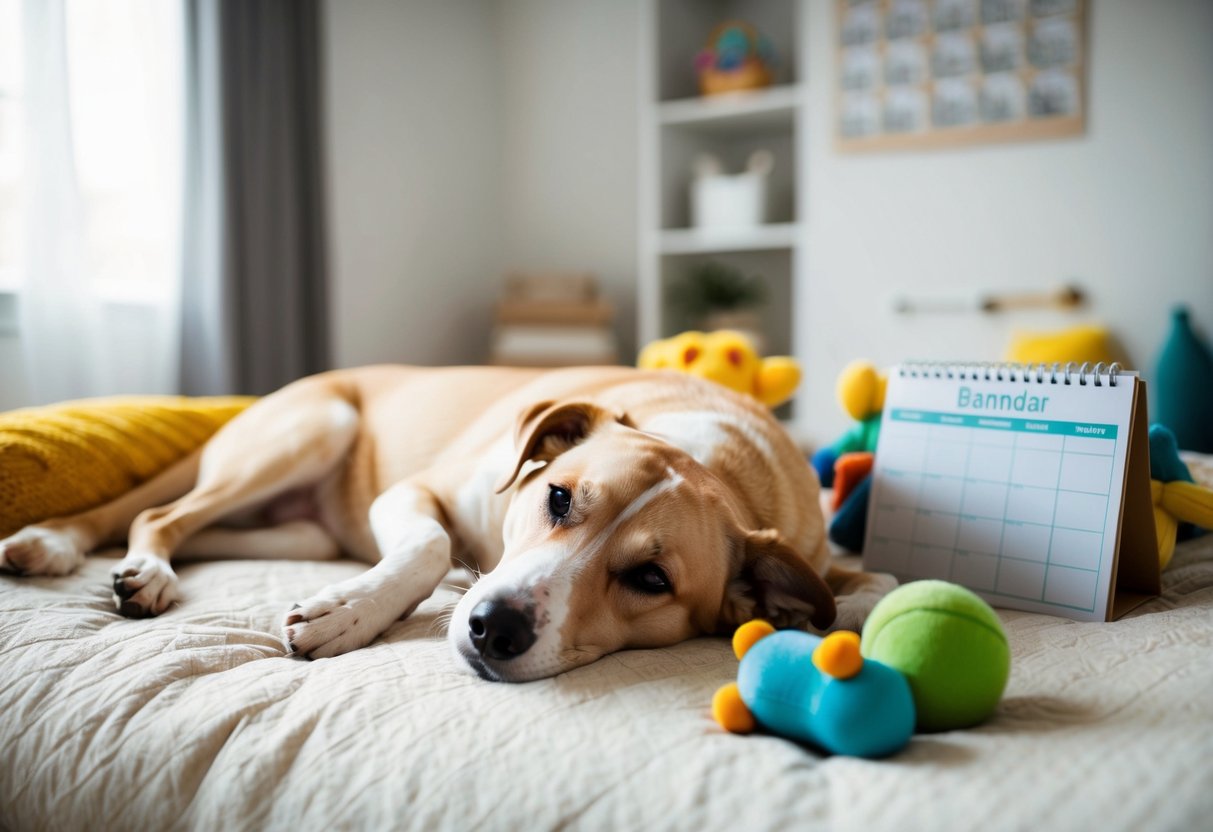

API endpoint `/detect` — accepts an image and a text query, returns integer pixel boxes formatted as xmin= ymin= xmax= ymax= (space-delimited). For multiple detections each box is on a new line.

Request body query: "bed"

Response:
xmin=2 ymin=519 xmax=1212 ymax=830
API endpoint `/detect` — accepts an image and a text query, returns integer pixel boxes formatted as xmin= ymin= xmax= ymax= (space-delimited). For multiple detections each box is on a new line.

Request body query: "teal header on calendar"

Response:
xmin=957 ymin=385 xmax=1049 ymax=413
xmin=890 ymin=408 xmax=1118 ymax=438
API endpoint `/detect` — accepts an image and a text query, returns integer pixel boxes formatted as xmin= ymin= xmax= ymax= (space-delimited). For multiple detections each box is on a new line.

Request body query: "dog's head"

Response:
xmin=448 ymin=400 xmax=835 ymax=682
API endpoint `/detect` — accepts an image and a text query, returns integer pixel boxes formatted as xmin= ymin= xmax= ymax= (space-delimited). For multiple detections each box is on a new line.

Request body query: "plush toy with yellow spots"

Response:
xmin=637 ymin=330 xmax=801 ymax=408
xmin=712 ymin=583 xmax=1011 ymax=756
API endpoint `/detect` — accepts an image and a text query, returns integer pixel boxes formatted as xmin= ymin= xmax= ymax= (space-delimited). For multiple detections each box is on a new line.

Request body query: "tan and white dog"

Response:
xmin=0 ymin=365 xmax=894 ymax=681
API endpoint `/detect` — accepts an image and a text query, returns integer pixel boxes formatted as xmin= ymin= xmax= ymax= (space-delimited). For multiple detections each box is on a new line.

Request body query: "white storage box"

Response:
xmin=690 ymin=150 xmax=773 ymax=229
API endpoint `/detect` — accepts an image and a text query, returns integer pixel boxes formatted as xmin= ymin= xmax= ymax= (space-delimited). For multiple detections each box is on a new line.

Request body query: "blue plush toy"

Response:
xmin=712 ymin=622 xmax=915 ymax=758
xmin=1150 ymin=423 xmax=1195 ymax=484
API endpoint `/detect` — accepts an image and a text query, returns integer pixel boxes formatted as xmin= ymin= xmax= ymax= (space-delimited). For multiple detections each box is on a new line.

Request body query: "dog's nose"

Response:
xmin=468 ymin=600 xmax=537 ymax=660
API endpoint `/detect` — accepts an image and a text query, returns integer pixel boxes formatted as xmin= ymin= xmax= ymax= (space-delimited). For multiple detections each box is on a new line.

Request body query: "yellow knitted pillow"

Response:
xmin=0 ymin=396 xmax=255 ymax=538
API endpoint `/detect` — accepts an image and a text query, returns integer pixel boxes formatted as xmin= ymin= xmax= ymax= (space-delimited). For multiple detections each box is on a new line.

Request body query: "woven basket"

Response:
xmin=698 ymin=21 xmax=774 ymax=96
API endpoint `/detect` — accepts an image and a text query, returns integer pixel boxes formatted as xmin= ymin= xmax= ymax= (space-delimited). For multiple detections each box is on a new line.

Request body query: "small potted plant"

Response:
xmin=669 ymin=260 xmax=769 ymax=351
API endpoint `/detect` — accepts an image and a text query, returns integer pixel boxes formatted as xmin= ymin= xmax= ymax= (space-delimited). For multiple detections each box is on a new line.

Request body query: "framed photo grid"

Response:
xmin=836 ymin=0 xmax=1087 ymax=151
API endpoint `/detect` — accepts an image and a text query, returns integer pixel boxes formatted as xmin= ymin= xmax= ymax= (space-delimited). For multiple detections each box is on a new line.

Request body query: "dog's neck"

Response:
xmin=636 ymin=410 xmax=774 ymax=468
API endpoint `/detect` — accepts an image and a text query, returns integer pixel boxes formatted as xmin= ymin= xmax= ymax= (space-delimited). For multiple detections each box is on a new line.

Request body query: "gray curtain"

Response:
xmin=180 ymin=0 xmax=329 ymax=396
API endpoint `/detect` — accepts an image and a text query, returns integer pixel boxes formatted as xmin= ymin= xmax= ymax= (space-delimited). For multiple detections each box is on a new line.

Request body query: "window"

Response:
xmin=0 ymin=0 xmax=20 ymax=291
xmin=64 ymin=0 xmax=182 ymax=302
xmin=0 ymin=0 xmax=182 ymax=300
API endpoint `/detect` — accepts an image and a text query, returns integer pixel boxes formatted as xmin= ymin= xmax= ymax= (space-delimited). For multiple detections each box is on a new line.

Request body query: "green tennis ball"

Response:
xmin=861 ymin=580 xmax=1010 ymax=733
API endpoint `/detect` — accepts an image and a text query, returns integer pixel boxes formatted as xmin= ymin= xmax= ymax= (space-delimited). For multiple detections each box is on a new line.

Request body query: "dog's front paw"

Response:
xmin=111 ymin=553 xmax=180 ymax=617
xmin=283 ymin=590 xmax=389 ymax=660
xmin=0 ymin=525 xmax=85 ymax=576
xmin=831 ymin=571 xmax=898 ymax=633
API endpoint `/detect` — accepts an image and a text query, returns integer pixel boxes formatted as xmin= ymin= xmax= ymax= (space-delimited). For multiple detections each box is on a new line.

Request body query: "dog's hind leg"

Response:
xmin=0 ymin=448 xmax=203 ymax=577
xmin=111 ymin=393 xmax=361 ymax=617
xmin=175 ymin=520 xmax=340 ymax=562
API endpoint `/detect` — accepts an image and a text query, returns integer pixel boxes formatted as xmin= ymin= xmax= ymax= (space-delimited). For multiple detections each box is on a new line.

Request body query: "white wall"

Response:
xmin=323 ymin=0 xmax=642 ymax=369
xmin=798 ymin=0 xmax=1213 ymax=442
xmin=319 ymin=0 xmax=1213 ymax=443
xmin=494 ymin=0 xmax=641 ymax=360
xmin=323 ymin=0 xmax=503 ymax=368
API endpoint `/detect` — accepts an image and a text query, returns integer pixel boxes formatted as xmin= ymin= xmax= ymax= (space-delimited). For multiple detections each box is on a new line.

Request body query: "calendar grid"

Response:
xmin=944 ymin=424 xmax=976 ymax=584
xmin=863 ymin=367 xmax=1151 ymax=622
xmin=868 ymin=408 xmax=1121 ymax=614
xmin=1039 ymin=429 xmax=1069 ymax=605
xmin=989 ymin=430 xmax=1015 ymax=600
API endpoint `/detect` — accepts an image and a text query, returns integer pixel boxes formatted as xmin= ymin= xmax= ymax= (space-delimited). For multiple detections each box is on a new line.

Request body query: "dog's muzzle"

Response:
xmin=468 ymin=599 xmax=537 ymax=661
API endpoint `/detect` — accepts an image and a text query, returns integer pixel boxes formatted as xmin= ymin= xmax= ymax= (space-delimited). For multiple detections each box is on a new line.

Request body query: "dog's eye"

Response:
xmin=548 ymin=485 xmax=572 ymax=519
xmin=621 ymin=563 xmax=673 ymax=595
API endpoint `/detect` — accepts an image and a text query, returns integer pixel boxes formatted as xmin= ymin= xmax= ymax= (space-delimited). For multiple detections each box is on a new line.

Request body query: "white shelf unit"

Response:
xmin=638 ymin=0 xmax=809 ymax=421
xmin=658 ymin=222 xmax=801 ymax=255
xmin=658 ymin=84 xmax=801 ymax=133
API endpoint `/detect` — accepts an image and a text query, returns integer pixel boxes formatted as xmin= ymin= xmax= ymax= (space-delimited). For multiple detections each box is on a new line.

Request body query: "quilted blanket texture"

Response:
xmin=2 ymin=534 xmax=1211 ymax=831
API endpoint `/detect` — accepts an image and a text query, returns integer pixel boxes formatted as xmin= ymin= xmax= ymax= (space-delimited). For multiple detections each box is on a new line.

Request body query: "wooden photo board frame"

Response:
xmin=835 ymin=0 xmax=1087 ymax=152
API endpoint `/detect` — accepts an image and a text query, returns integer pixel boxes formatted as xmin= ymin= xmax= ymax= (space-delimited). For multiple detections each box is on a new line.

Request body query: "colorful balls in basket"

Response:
xmin=695 ymin=20 xmax=778 ymax=96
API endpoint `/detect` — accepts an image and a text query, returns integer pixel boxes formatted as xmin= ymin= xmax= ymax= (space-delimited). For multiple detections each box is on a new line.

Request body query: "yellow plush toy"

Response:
xmin=638 ymin=330 xmax=801 ymax=408
xmin=1152 ymin=480 xmax=1213 ymax=569
xmin=1148 ymin=424 xmax=1213 ymax=569
xmin=836 ymin=360 xmax=887 ymax=423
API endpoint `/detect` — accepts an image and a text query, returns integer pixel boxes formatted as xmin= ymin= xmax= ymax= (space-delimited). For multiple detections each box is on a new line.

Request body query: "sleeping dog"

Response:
xmin=0 ymin=366 xmax=895 ymax=681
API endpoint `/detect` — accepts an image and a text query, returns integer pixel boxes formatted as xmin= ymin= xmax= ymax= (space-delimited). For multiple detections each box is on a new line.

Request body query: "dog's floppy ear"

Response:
xmin=719 ymin=529 xmax=836 ymax=631
xmin=494 ymin=401 xmax=634 ymax=493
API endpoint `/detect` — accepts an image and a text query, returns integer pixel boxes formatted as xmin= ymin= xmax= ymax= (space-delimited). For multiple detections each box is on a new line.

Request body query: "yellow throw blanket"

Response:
xmin=1 ymin=396 xmax=255 ymax=538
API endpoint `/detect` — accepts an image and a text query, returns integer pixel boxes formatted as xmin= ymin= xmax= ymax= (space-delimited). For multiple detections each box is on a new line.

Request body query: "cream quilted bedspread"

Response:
xmin=2 ymin=536 xmax=1212 ymax=831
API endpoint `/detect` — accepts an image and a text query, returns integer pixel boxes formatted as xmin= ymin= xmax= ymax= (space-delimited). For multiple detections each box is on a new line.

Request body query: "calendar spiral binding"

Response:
xmin=898 ymin=360 xmax=1123 ymax=387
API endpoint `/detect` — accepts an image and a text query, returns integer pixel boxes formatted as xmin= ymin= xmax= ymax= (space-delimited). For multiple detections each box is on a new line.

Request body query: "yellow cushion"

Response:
xmin=0 ymin=396 xmax=255 ymax=538
xmin=1004 ymin=325 xmax=1122 ymax=367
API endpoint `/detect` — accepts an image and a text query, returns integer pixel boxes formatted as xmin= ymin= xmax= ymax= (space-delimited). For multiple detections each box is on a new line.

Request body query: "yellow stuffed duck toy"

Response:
xmin=638 ymin=330 xmax=801 ymax=408
xmin=1149 ymin=424 xmax=1213 ymax=569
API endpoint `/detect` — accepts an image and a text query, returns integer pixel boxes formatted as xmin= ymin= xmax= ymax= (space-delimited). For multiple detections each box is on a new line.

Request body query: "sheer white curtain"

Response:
xmin=20 ymin=0 xmax=183 ymax=405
